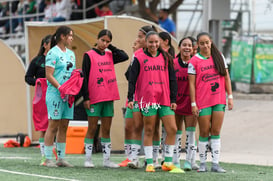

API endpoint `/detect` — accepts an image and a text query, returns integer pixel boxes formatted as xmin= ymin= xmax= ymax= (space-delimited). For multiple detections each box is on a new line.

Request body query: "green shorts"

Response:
xmin=85 ymin=101 xmax=114 ymax=117
xmin=46 ymin=93 xmax=74 ymax=120
xmin=141 ymin=105 xmax=174 ymax=118
xmin=125 ymin=107 xmax=133 ymax=118
xmin=199 ymin=104 xmax=226 ymax=117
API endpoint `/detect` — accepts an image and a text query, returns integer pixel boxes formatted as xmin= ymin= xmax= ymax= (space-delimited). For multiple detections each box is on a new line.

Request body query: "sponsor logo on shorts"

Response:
xmin=90 ymin=107 xmax=95 ymax=113
xmin=54 ymin=109 xmax=59 ymax=116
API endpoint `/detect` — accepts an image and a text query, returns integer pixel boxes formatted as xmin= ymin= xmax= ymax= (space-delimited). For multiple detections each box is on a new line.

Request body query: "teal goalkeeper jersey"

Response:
xmin=45 ymin=45 xmax=76 ymax=94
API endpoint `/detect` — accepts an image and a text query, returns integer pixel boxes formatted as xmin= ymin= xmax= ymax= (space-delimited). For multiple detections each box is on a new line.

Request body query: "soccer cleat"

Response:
xmin=42 ymin=159 xmax=57 ymax=167
xmin=56 ymin=158 xmax=74 ymax=167
xmin=118 ymin=158 xmax=131 ymax=167
xmin=128 ymin=159 xmax=140 ymax=169
xmin=154 ymin=160 xmax=161 ymax=169
xmin=145 ymin=165 xmax=155 ymax=172
xmin=183 ymin=160 xmax=192 ymax=171
xmin=169 ymin=167 xmax=185 ymax=173
xmin=191 ymin=162 xmax=199 ymax=170
xmin=197 ymin=162 xmax=208 ymax=172
xmin=53 ymin=147 xmax=58 ymax=160
xmin=84 ymin=159 xmax=94 ymax=168
xmin=162 ymin=162 xmax=176 ymax=171
xmin=103 ymin=160 xmax=120 ymax=168
xmin=40 ymin=156 xmax=46 ymax=166
xmin=174 ymin=162 xmax=181 ymax=169
xmin=211 ymin=163 xmax=226 ymax=173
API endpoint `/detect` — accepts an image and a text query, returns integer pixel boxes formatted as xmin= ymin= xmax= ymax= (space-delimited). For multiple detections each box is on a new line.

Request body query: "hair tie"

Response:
xmin=139 ymin=28 xmax=147 ymax=35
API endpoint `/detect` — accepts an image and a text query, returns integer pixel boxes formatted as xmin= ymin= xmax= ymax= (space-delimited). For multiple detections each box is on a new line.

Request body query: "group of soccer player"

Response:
xmin=26 ymin=24 xmax=233 ymax=173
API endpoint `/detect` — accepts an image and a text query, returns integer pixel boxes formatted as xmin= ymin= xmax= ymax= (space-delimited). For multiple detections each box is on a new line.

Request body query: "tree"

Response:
xmin=137 ymin=0 xmax=184 ymax=22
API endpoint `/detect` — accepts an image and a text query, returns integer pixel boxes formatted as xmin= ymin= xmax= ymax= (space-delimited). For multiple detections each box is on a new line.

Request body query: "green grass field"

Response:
xmin=0 ymin=145 xmax=272 ymax=181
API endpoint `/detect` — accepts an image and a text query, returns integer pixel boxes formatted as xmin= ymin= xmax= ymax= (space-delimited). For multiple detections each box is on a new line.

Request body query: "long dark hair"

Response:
xmin=50 ymin=26 xmax=73 ymax=48
xmin=94 ymin=29 xmax=112 ymax=46
xmin=197 ymin=32 xmax=226 ymax=76
xmin=37 ymin=34 xmax=52 ymax=56
xmin=139 ymin=25 xmax=157 ymax=35
xmin=145 ymin=31 xmax=173 ymax=67
xmin=159 ymin=31 xmax=175 ymax=58
xmin=176 ymin=36 xmax=193 ymax=58
xmin=98 ymin=29 xmax=112 ymax=40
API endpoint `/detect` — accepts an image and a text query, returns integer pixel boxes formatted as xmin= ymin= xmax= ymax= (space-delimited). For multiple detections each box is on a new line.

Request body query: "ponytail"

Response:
xmin=37 ymin=34 xmax=52 ymax=56
xmin=50 ymin=26 xmax=73 ymax=49
xmin=211 ymin=42 xmax=226 ymax=76
xmin=159 ymin=46 xmax=174 ymax=68
xmin=50 ymin=33 xmax=57 ymax=49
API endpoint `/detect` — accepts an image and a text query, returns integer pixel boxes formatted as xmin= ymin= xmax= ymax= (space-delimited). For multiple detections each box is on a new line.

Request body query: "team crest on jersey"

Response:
xmin=70 ymin=56 xmax=74 ymax=62
xmin=90 ymin=107 xmax=95 ymax=113
xmin=54 ymin=109 xmax=59 ymax=116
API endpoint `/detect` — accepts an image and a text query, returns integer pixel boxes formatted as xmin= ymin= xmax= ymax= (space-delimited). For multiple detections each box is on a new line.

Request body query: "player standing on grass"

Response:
xmin=126 ymin=25 xmax=162 ymax=169
xmin=127 ymin=31 xmax=184 ymax=173
xmin=188 ymin=32 xmax=233 ymax=173
xmin=44 ymin=26 xmax=75 ymax=167
xmin=82 ymin=29 xmax=129 ymax=168
xmin=118 ymin=39 xmax=141 ymax=167
xmin=173 ymin=37 xmax=199 ymax=170
xmin=158 ymin=31 xmax=175 ymax=165
xmin=25 ymin=34 xmax=54 ymax=165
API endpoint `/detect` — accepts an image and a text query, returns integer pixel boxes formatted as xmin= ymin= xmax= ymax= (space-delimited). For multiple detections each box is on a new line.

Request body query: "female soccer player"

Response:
xmin=173 ymin=37 xmax=199 ymax=170
xmin=118 ymin=39 xmax=141 ymax=167
xmin=25 ymin=34 xmax=52 ymax=165
xmin=82 ymin=29 xmax=129 ymax=168
xmin=44 ymin=26 xmax=75 ymax=167
xmin=188 ymin=32 xmax=233 ymax=173
xmin=126 ymin=25 xmax=162 ymax=169
xmin=128 ymin=31 xmax=183 ymax=173
xmin=159 ymin=31 xmax=175 ymax=58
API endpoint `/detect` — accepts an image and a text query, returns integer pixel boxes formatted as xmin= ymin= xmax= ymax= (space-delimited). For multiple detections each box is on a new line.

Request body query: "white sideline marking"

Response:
xmin=0 ymin=157 xmax=31 ymax=159
xmin=0 ymin=169 xmax=80 ymax=181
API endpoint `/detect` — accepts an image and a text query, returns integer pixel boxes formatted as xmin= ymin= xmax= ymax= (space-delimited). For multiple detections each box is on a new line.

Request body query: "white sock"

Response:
xmin=85 ymin=143 xmax=93 ymax=160
xmin=40 ymin=142 xmax=45 ymax=156
xmin=191 ymin=141 xmax=198 ymax=164
xmin=124 ymin=144 xmax=128 ymax=157
xmin=153 ymin=145 xmax=160 ymax=163
xmin=84 ymin=138 xmax=94 ymax=160
xmin=185 ymin=128 xmax=195 ymax=162
xmin=127 ymin=144 xmax=133 ymax=160
xmin=101 ymin=138 xmax=111 ymax=162
xmin=131 ymin=143 xmax=141 ymax=160
xmin=164 ymin=144 xmax=174 ymax=163
xmin=198 ymin=140 xmax=208 ymax=163
xmin=144 ymin=146 xmax=153 ymax=165
xmin=173 ymin=131 xmax=182 ymax=164
xmin=161 ymin=125 xmax=167 ymax=159
xmin=211 ymin=137 xmax=221 ymax=164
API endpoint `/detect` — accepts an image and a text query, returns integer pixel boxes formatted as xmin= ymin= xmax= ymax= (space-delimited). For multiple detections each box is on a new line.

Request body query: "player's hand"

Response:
xmin=228 ymin=98 xmax=233 ymax=110
xmin=83 ymin=100 xmax=90 ymax=109
xmin=128 ymin=101 xmax=134 ymax=109
xmin=170 ymin=103 xmax=177 ymax=111
xmin=192 ymin=106 xmax=199 ymax=118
